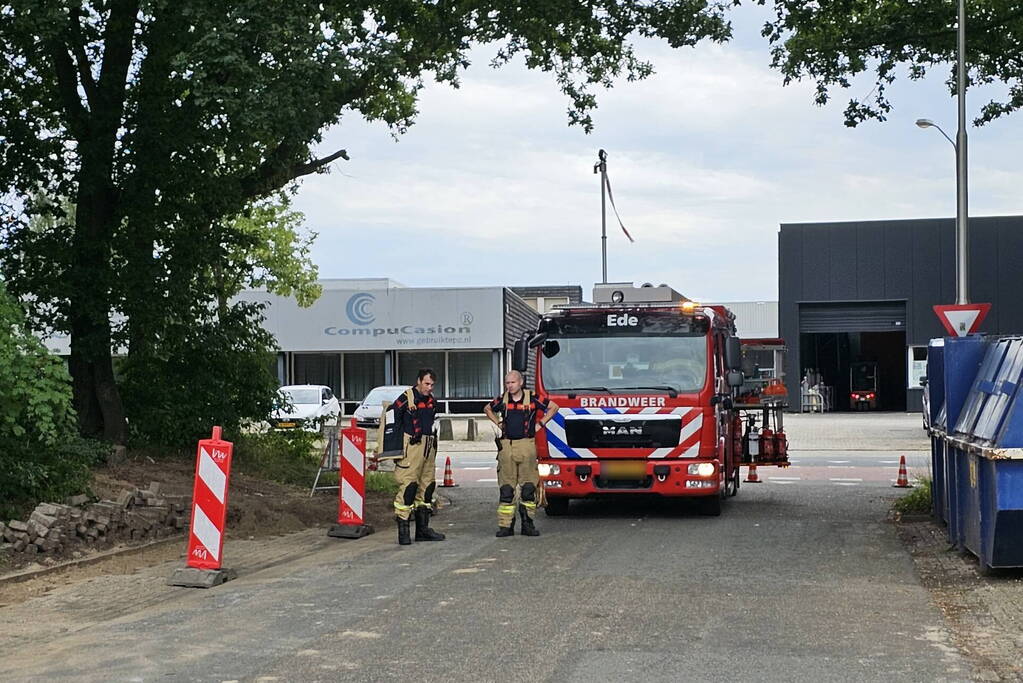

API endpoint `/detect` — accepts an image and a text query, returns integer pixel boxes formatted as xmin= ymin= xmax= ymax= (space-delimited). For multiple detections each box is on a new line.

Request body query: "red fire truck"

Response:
xmin=512 ymin=283 xmax=787 ymax=516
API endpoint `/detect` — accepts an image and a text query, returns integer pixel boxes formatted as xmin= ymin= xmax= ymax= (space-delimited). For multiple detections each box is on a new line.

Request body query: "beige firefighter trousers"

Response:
xmin=393 ymin=434 xmax=438 ymax=521
xmin=497 ymin=438 xmax=540 ymax=527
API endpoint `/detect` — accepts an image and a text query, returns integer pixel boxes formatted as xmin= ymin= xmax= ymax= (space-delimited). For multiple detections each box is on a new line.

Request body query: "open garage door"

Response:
xmin=799 ymin=301 xmax=906 ymax=333
xmin=799 ymin=302 xmax=907 ymax=411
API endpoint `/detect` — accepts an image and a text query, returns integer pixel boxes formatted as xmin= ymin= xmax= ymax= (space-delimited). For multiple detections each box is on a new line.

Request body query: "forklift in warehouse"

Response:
xmin=850 ymin=361 xmax=879 ymax=410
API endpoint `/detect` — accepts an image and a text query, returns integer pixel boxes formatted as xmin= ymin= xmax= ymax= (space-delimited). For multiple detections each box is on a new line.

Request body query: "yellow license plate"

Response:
xmin=277 ymin=421 xmax=296 ymax=428
xmin=602 ymin=461 xmax=647 ymax=479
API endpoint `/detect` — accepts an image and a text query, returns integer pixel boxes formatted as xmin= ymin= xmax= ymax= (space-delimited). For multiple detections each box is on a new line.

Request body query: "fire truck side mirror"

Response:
xmin=726 ymin=369 xmax=744 ymax=388
xmin=725 ymin=337 xmax=743 ymax=371
xmin=512 ymin=339 xmax=529 ymax=373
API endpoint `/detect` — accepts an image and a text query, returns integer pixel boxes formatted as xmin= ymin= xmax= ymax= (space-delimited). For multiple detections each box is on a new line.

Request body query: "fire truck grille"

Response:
xmin=565 ymin=417 xmax=682 ymax=449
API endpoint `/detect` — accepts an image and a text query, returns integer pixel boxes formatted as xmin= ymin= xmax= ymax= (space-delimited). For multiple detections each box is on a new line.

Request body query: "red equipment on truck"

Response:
xmin=512 ymin=283 xmax=788 ymax=516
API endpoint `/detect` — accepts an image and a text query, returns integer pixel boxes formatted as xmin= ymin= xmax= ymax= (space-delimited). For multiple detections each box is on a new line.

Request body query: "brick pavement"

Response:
xmin=783 ymin=412 xmax=930 ymax=451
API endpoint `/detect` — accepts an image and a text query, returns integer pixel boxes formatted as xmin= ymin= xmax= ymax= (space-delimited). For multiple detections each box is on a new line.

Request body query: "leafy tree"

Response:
xmin=0 ymin=282 xmax=108 ymax=517
xmin=209 ymin=197 xmax=322 ymax=314
xmin=759 ymin=0 xmax=1023 ymax=126
xmin=1 ymin=1 xmax=733 ymax=445
xmin=118 ymin=302 xmax=281 ymax=447
xmin=17 ymin=194 xmax=317 ymax=446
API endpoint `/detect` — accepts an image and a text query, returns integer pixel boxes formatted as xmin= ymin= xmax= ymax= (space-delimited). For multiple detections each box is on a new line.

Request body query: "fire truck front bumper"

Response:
xmin=539 ymin=460 xmax=720 ymax=497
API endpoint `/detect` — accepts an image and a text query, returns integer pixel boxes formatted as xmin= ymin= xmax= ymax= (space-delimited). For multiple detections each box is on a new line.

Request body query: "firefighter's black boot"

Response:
xmin=396 ymin=517 xmax=412 ymax=546
xmin=414 ymin=507 xmax=446 ymax=541
xmin=519 ymin=505 xmax=540 ymax=537
xmin=496 ymin=514 xmax=515 ymax=537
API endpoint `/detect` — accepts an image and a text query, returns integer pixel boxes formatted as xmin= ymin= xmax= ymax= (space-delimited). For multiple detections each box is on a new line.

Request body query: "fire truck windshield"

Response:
xmin=541 ymin=334 xmax=707 ymax=394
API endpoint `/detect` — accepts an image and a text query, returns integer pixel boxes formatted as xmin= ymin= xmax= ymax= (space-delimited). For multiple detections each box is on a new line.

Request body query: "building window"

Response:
xmin=292 ymin=353 xmax=341 ymax=395
xmin=908 ymin=347 xmax=928 ymax=389
xmin=398 ymin=352 xmax=446 ymax=394
xmin=522 ymin=296 xmax=570 ymax=314
xmin=344 ymin=352 xmax=386 ymax=400
xmin=541 ymin=296 xmax=569 ymax=313
xmin=448 ymin=351 xmax=495 ymax=398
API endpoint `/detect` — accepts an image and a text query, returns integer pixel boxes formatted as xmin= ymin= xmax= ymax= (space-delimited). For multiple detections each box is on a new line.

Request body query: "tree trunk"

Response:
xmin=56 ymin=0 xmax=138 ymax=446
xmin=69 ymin=166 xmax=129 ymax=446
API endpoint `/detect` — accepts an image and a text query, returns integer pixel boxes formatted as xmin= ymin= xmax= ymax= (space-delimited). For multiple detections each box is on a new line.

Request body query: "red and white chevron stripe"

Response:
xmin=186 ymin=426 xmax=233 ymax=571
xmin=338 ymin=425 xmax=367 ymax=525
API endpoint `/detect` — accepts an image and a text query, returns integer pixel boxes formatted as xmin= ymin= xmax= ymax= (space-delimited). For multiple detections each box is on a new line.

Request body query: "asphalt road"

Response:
xmin=0 ymin=414 xmax=972 ymax=682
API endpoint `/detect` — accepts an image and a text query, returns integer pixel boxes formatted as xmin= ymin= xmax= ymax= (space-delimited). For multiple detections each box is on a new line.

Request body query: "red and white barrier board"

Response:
xmin=328 ymin=422 xmax=374 ymax=539
xmin=186 ymin=426 xmax=233 ymax=570
xmin=339 ymin=425 xmax=367 ymax=525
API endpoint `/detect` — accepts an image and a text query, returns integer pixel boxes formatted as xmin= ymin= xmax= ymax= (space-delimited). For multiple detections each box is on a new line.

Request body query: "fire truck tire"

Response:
xmin=698 ymin=495 xmax=722 ymax=517
xmin=545 ymin=497 xmax=570 ymax=516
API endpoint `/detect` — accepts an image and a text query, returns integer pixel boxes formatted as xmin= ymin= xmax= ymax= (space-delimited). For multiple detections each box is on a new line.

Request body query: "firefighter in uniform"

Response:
xmin=389 ymin=368 xmax=446 ymax=546
xmin=484 ymin=370 xmax=559 ymax=537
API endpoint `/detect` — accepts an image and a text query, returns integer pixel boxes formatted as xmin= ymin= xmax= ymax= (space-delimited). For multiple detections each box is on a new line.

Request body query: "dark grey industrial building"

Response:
xmin=779 ymin=215 xmax=1023 ymax=412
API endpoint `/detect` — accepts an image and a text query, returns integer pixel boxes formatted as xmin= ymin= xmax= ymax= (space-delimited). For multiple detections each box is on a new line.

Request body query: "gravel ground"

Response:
xmin=898 ymin=517 xmax=1023 ymax=681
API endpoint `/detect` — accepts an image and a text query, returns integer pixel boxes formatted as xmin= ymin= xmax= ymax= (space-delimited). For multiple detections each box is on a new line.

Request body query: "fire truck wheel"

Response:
xmin=545 ymin=497 xmax=570 ymax=516
xmin=698 ymin=495 xmax=722 ymax=517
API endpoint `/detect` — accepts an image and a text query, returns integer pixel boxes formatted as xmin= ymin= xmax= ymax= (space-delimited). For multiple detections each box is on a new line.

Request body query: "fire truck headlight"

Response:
xmin=688 ymin=462 xmax=716 ymax=477
xmin=538 ymin=463 xmax=560 ymax=477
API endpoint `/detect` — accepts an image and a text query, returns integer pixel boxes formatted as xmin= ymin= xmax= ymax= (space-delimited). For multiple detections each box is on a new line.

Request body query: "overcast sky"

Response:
xmin=293 ymin=5 xmax=1023 ymax=302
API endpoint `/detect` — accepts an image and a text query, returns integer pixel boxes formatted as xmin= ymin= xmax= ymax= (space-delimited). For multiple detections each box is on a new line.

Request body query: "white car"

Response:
xmin=353 ymin=385 xmax=407 ymax=428
xmin=271 ymin=384 xmax=341 ymax=430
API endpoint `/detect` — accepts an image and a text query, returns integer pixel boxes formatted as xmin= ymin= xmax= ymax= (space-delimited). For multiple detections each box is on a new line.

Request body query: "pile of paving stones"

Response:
xmin=1 ymin=483 xmax=190 ymax=558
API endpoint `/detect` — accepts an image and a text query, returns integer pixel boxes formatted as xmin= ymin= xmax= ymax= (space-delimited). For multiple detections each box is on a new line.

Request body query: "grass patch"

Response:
xmin=894 ymin=476 xmax=932 ymax=515
xmin=365 ymin=471 xmax=399 ymax=495
xmin=232 ymin=430 xmax=321 ymax=488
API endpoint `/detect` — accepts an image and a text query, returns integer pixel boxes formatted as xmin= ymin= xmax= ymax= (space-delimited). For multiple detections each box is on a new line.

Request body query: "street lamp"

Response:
xmin=917 ymin=114 xmax=967 ymax=304
xmin=915 ymin=0 xmax=969 ymax=305
xmin=915 ymin=119 xmax=955 ymax=148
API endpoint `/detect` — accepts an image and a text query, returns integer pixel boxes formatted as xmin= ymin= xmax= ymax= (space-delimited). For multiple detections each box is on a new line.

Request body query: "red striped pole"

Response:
xmin=328 ymin=422 xmax=374 ymax=539
xmin=168 ymin=426 xmax=238 ymax=588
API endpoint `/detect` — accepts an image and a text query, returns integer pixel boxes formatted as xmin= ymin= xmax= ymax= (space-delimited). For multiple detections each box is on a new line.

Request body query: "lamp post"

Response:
xmin=915 ymin=0 xmax=969 ymax=305
xmin=955 ymin=0 xmax=969 ymax=306
xmin=917 ymin=116 xmax=968 ymax=305
xmin=594 ymin=149 xmax=608 ymax=284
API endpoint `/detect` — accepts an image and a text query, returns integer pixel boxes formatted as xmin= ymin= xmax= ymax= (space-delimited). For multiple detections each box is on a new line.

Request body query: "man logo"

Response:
xmin=346 ymin=293 xmax=375 ymax=326
xmin=602 ymin=424 xmax=643 ymax=436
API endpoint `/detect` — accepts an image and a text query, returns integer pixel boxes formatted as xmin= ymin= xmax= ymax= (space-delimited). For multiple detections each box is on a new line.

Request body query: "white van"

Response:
xmin=353 ymin=385 xmax=408 ymax=428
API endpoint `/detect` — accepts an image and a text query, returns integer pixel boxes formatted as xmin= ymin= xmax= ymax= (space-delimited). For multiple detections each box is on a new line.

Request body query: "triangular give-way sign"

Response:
xmin=933 ymin=303 xmax=992 ymax=337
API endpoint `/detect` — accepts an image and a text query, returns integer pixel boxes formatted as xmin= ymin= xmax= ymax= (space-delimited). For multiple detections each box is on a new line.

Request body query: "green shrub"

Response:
xmin=0 ymin=283 xmax=110 ymax=518
xmin=231 ymin=429 xmax=320 ymax=487
xmin=894 ymin=476 xmax=932 ymax=515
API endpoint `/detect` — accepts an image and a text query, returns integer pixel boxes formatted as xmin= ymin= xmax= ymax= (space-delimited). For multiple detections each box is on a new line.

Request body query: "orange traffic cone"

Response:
xmin=441 ymin=456 xmax=458 ymax=487
xmin=745 ymin=464 xmax=761 ymax=483
xmin=893 ymin=455 xmax=912 ymax=488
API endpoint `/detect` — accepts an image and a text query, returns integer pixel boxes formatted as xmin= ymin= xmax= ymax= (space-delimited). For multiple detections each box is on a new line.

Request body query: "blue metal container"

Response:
xmin=940 ymin=336 xmax=1023 ymax=570
xmin=940 ymin=336 xmax=988 ymax=550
